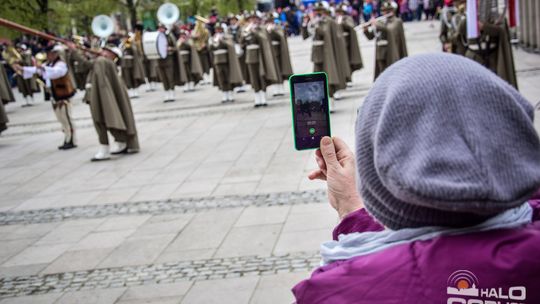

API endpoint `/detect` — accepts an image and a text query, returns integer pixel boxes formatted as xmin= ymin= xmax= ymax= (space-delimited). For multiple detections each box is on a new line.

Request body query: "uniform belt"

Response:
xmin=213 ymin=49 xmax=228 ymax=55
xmin=376 ymin=40 xmax=389 ymax=46
xmin=468 ymin=42 xmax=497 ymax=51
xmin=246 ymin=45 xmax=260 ymax=50
xmin=343 ymin=32 xmax=349 ymax=37
xmin=312 ymin=40 xmax=324 ymax=46
xmin=271 ymin=41 xmax=280 ymax=46
xmin=179 ymin=50 xmax=190 ymax=55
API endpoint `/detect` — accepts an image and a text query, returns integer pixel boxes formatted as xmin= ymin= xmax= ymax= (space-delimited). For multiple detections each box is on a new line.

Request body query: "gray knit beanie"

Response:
xmin=356 ymin=53 xmax=540 ymax=229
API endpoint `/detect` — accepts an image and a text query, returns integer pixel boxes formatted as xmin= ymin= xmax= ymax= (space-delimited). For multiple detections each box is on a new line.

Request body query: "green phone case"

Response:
xmin=288 ymin=72 xmax=332 ymax=151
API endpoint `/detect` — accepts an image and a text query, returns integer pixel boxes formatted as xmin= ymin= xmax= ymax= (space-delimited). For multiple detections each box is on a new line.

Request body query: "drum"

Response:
xmin=142 ymin=31 xmax=168 ymax=60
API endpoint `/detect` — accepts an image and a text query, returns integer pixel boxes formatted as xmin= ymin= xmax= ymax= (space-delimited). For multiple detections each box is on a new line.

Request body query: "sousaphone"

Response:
xmin=91 ymin=15 xmax=115 ymax=46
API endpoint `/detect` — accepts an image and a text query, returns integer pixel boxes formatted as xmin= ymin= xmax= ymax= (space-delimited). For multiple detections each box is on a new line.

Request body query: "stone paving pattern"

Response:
xmin=0 ymin=21 xmax=539 ymax=303
xmin=0 ymin=190 xmax=326 ymax=225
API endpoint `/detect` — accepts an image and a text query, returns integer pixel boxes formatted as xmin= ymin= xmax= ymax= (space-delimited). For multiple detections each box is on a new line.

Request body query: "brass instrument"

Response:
xmin=2 ymin=45 xmax=22 ymax=65
xmin=355 ymin=13 xmax=394 ymax=30
xmin=122 ymin=35 xmax=134 ymax=50
xmin=193 ymin=18 xmax=210 ymax=51
xmin=35 ymin=52 xmax=47 ymax=65
xmin=195 ymin=15 xmax=209 ymax=24
xmin=72 ymin=35 xmax=86 ymax=46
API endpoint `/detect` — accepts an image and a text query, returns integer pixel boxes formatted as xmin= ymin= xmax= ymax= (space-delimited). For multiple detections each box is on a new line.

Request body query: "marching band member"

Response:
xmin=0 ymin=99 xmax=7 ymax=134
xmin=138 ymin=24 xmax=159 ymax=92
xmin=0 ymin=49 xmax=15 ymax=105
xmin=16 ymin=44 xmax=77 ymax=149
xmin=227 ymin=15 xmax=248 ymax=93
xmin=10 ymin=44 xmax=39 ymax=106
xmin=0 ymin=46 xmax=11 ymax=134
xmin=240 ymin=11 xmax=280 ymax=107
xmin=192 ymin=16 xmax=212 ymax=85
xmin=336 ymin=3 xmax=364 ymax=83
xmin=156 ymin=24 xmax=180 ymax=102
xmin=121 ymin=29 xmax=147 ymax=99
xmin=266 ymin=14 xmax=293 ymax=97
xmin=177 ymin=29 xmax=203 ymax=93
xmin=456 ymin=1 xmax=517 ymax=89
xmin=363 ymin=2 xmax=408 ymax=80
xmin=309 ymin=2 xmax=349 ymax=111
xmin=210 ymin=23 xmax=244 ymax=103
xmin=69 ymin=43 xmax=140 ymax=161
xmin=448 ymin=0 xmax=467 ymax=56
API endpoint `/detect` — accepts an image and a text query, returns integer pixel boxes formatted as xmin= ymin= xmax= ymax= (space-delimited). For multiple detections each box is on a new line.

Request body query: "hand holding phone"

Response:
xmin=289 ymin=72 xmax=331 ymax=150
xmin=309 ymin=136 xmax=363 ymax=219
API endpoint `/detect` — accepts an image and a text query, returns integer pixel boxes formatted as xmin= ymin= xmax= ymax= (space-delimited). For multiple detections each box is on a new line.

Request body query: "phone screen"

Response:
xmin=290 ymin=73 xmax=331 ymax=150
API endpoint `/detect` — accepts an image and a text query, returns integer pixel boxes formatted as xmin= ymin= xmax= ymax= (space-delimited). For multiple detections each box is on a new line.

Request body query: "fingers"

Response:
xmin=319 ymin=136 xmax=339 ymax=170
xmin=331 ymin=137 xmax=352 ymax=155
xmin=308 ymin=169 xmax=327 ymax=181
xmin=315 ymin=149 xmax=327 ymax=173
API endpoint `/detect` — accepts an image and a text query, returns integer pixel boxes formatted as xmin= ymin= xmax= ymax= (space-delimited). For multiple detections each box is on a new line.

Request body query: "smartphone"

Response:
xmin=289 ymin=72 xmax=331 ymax=150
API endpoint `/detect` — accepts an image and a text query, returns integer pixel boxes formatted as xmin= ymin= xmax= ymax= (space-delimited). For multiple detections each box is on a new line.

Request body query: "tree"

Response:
xmin=0 ymin=0 xmax=257 ymax=40
xmin=48 ymin=0 xmax=119 ymax=35
xmin=0 ymin=0 xmax=50 ymax=39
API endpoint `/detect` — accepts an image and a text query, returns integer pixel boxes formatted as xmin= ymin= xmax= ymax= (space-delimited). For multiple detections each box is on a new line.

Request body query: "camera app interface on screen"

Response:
xmin=293 ymin=80 xmax=329 ymax=149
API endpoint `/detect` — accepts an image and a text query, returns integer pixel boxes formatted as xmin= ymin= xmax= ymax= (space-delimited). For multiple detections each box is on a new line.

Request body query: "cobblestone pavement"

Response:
xmin=0 ymin=190 xmax=326 ymax=225
xmin=0 ymin=252 xmax=319 ymax=298
xmin=0 ymin=21 xmax=539 ymax=304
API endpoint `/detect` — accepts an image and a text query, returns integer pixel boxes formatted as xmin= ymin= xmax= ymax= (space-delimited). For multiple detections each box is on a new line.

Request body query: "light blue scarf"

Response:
xmin=320 ymin=203 xmax=533 ymax=265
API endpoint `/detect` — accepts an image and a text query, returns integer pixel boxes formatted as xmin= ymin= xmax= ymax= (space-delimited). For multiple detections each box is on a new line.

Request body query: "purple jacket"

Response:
xmin=292 ymin=193 xmax=540 ymax=303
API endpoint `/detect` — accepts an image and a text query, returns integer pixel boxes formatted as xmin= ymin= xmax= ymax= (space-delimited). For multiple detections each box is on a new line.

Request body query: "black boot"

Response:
xmin=59 ymin=140 xmax=77 ymax=150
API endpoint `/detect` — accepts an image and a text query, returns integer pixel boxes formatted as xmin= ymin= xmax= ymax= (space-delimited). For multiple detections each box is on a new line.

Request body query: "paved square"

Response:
xmin=0 ymin=21 xmax=539 ymax=303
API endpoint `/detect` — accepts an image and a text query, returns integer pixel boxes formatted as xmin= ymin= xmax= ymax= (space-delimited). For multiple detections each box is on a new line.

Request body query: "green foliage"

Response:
xmin=0 ymin=0 xmax=49 ymax=39
xmin=49 ymin=0 xmax=121 ymax=35
xmin=0 ymin=0 xmax=257 ymax=39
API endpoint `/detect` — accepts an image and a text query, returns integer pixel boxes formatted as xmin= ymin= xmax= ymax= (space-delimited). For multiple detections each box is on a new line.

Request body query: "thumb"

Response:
xmin=320 ymin=137 xmax=339 ymax=170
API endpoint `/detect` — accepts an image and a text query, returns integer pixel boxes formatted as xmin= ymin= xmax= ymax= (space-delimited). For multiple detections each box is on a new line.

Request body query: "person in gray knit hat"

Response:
xmin=293 ymin=53 xmax=540 ymax=303
xmin=310 ymin=52 xmax=540 ymax=229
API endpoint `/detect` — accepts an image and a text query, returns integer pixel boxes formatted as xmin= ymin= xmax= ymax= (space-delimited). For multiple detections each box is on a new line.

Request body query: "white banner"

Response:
xmin=515 ymin=0 xmax=520 ymax=27
xmin=466 ymin=0 xmax=479 ymax=39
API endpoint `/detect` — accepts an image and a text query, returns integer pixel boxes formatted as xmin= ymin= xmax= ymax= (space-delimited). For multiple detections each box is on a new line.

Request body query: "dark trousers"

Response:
xmin=247 ymin=63 xmax=267 ymax=92
xmin=94 ymin=122 xmax=128 ymax=145
xmin=215 ymin=63 xmax=232 ymax=92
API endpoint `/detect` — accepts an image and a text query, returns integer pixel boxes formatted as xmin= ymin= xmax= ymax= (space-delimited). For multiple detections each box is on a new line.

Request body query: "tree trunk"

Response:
xmin=126 ymin=0 xmax=137 ymax=29
xmin=237 ymin=0 xmax=244 ymax=12
xmin=37 ymin=0 xmax=49 ymax=29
